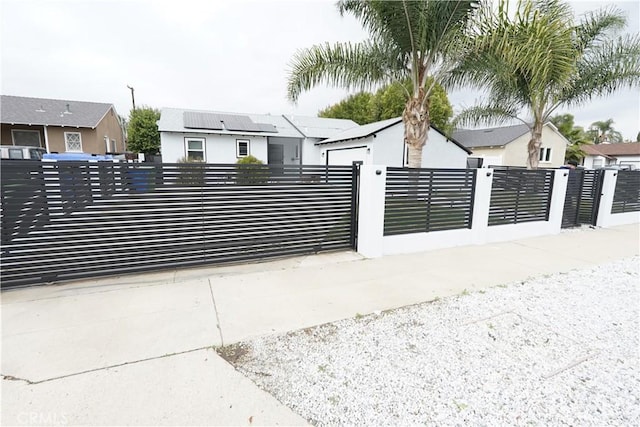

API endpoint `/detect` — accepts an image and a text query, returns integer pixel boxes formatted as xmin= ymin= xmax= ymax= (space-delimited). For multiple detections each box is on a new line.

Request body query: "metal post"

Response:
xmin=127 ymin=85 xmax=136 ymax=110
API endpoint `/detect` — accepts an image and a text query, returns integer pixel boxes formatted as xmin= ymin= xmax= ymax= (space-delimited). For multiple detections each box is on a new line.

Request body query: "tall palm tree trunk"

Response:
xmin=527 ymin=121 xmax=543 ymax=169
xmin=403 ymin=89 xmax=430 ymax=168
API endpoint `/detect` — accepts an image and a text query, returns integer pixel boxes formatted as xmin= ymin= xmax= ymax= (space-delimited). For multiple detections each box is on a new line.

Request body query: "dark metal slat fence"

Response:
xmin=488 ymin=169 xmax=554 ymax=226
xmin=612 ymin=170 xmax=640 ymax=214
xmin=1 ymin=161 xmax=356 ymax=288
xmin=384 ymin=168 xmax=476 ymax=236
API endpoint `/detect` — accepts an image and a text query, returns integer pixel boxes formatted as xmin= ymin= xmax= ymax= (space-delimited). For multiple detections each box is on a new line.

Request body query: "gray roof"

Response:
xmin=317 ymin=117 xmax=402 ymax=144
xmin=452 ymin=123 xmax=530 ymax=148
xmin=158 ymin=108 xmax=304 ymax=138
xmin=1 ymin=95 xmax=115 ymax=128
xmin=283 ymin=115 xmax=358 ymax=139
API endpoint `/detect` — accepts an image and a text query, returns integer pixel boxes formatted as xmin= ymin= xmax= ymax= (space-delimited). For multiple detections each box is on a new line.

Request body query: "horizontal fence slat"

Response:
xmin=1 ymin=160 xmax=357 ymax=288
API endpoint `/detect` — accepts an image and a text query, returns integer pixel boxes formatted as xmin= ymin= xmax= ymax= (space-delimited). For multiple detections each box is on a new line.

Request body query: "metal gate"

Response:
xmin=1 ymin=161 xmax=359 ymax=288
xmin=561 ymin=169 xmax=604 ymax=228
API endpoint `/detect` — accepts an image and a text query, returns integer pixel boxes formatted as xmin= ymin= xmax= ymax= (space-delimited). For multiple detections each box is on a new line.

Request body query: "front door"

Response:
xmin=268 ymin=144 xmax=284 ymax=175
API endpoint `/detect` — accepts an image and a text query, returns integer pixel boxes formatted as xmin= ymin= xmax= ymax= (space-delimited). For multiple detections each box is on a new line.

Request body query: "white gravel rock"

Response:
xmin=230 ymin=257 xmax=640 ymax=426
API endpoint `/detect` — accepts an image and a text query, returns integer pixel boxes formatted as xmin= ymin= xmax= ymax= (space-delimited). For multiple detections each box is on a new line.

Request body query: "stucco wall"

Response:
xmin=584 ymin=154 xmax=640 ymax=169
xmin=372 ymin=124 xmax=404 ymax=166
xmin=2 ymin=108 xmax=122 ymax=155
xmin=421 ymin=130 xmax=468 ymax=168
xmin=467 ymin=147 xmax=504 ymax=167
xmin=319 ymin=125 xmax=468 ymax=168
xmin=94 ymin=107 xmax=124 ymax=153
xmin=1 ymin=124 xmax=45 ymax=147
xmin=45 ymin=127 xmax=102 ymax=154
xmin=302 ymin=138 xmax=323 ymax=165
xmin=160 ymin=132 xmax=269 ymax=163
xmin=502 ymin=126 xmax=567 ymax=168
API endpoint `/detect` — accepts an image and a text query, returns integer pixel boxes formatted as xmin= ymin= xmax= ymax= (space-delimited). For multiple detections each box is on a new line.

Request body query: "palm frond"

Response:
xmin=286 ymin=41 xmax=403 ymax=102
xmin=453 ymin=103 xmax=523 ymax=129
xmin=558 ymin=34 xmax=640 ymax=106
xmin=573 ymin=5 xmax=626 ymax=54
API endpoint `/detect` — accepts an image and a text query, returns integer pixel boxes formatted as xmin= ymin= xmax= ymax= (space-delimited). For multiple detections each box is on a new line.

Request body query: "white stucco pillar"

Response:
xmin=356 ymin=165 xmax=387 ymax=258
xmin=594 ymin=170 xmax=640 ymax=227
xmin=548 ymin=169 xmax=570 ymax=232
xmin=471 ymin=168 xmax=493 ymax=244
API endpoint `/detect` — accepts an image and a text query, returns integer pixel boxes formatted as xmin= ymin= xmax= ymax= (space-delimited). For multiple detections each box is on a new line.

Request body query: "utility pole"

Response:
xmin=127 ymin=85 xmax=136 ymax=111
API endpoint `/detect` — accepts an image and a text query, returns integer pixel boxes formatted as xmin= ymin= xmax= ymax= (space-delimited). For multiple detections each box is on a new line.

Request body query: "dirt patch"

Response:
xmin=216 ymin=343 xmax=251 ymax=365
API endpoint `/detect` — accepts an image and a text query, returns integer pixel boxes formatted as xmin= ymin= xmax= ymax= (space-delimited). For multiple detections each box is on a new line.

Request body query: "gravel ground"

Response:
xmin=223 ymin=257 xmax=640 ymax=426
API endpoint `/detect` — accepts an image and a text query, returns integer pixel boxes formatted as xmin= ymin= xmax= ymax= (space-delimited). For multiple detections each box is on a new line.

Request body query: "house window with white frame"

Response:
xmin=539 ymin=147 xmax=551 ymax=163
xmin=185 ymin=138 xmax=205 ymax=161
xmin=64 ymin=132 xmax=82 ymax=152
xmin=11 ymin=129 xmax=42 ymax=147
xmin=236 ymin=139 xmax=249 ymax=157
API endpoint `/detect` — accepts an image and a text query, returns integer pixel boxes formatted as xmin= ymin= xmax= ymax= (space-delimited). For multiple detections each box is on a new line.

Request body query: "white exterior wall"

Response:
xmin=160 ymin=132 xmax=268 ymax=163
xmin=582 ymin=155 xmax=605 ymax=169
xmin=371 ymin=124 xmax=404 ymax=166
xmin=421 ymin=130 xmax=468 ymax=168
xmin=319 ymin=124 xmax=468 ymax=168
xmin=302 ymin=138 xmax=323 ymax=165
xmin=322 ymin=138 xmax=375 ymax=165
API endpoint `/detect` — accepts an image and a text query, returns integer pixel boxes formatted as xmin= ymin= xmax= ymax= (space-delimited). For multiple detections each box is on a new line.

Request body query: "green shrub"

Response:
xmin=176 ymin=157 xmax=205 ymax=186
xmin=235 ymin=155 xmax=269 ymax=185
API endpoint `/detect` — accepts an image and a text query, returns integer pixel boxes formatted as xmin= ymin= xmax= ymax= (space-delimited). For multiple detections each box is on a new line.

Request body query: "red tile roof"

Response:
xmin=582 ymin=142 xmax=640 ymax=157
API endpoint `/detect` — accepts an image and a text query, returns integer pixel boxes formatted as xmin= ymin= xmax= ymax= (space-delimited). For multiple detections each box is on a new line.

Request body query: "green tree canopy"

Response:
xmin=550 ymin=113 xmax=591 ymax=162
xmin=288 ymin=0 xmax=478 ymax=167
xmin=319 ymin=78 xmax=453 ymax=132
xmin=319 ymin=92 xmax=375 ymax=125
xmin=127 ymin=107 xmax=161 ymax=154
xmin=451 ymin=0 xmax=640 ymax=169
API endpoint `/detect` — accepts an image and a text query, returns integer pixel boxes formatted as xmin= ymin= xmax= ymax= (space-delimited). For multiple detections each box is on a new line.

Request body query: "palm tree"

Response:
xmin=287 ymin=0 xmax=478 ymax=168
xmin=451 ymin=0 xmax=640 ymax=169
xmin=588 ymin=119 xmax=623 ymax=144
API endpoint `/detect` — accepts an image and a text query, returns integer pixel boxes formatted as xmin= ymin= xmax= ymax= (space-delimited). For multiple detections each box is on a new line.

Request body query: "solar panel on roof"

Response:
xmin=221 ymin=114 xmax=262 ymax=132
xmin=183 ymin=112 xmax=224 ymax=130
xmin=257 ymin=123 xmax=278 ymax=132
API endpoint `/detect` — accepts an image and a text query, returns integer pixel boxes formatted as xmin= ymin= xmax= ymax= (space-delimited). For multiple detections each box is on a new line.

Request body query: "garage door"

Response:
xmin=326 ymin=146 xmax=368 ymax=166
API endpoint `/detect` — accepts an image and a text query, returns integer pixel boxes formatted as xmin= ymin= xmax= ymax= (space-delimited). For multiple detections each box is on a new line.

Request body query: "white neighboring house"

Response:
xmin=581 ymin=142 xmax=640 ymax=169
xmin=158 ymin=107 xmax=357 ymax=165
xmin=316 ymin=117 xmax=471 ymax=168
xmin=282 ymin=115 xmax=359 ymax=164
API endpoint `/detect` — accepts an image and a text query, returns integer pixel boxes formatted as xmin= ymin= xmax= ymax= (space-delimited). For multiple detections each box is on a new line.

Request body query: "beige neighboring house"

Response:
xmin=1 ymin=95 xmax=125 ymax=154
xmin=581 ymin=142 xmax=640 ymax=169
xmin=453 ymin=122 xmax=569 ymax=168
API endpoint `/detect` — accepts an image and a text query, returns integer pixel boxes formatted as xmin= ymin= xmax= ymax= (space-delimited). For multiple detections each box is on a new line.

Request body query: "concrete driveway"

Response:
xmin=2 ymin=224 xmax=638 ymax=425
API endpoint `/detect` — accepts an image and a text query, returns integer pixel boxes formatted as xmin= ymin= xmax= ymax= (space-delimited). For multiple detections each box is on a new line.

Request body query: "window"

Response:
xmin=8 ymin=148 xmax=24 ymax=159
xmin=539 ymin=147 xmax=551 ymax=162
xmin=236 ymin=139 xmax=249 ymax=157
xmin=11 ymin=130 xmax=42 ymax=147
xmin=185 ymin=138 xmax=205 ymax=161
xmin=65 ymin=132 xmax=82 ymax=152
xmin=29 ymin=148 xmax=45 ymax=160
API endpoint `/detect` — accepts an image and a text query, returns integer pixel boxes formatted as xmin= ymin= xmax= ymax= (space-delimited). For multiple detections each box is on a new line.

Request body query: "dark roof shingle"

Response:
xmin=1 ymin=95 xmax=114 ymax=128
xmin=453 ymin=123 xmax=530 ymax=148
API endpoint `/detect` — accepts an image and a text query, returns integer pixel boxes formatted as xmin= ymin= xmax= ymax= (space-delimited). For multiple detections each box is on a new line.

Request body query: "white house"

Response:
xmin=453 ymin=122 xmax=569 ymax=168
xmin=316 ymin=117 xmax=471 ymax=168
xmin=581 ymin=142 xmax=640 ymax=169
xmin=158 ymin=107 xmax=357 ymax=166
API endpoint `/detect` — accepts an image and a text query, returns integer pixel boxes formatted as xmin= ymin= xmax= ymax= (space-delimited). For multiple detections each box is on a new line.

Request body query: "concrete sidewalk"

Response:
xmin=2 ymin=224 xmax=638 ymax=425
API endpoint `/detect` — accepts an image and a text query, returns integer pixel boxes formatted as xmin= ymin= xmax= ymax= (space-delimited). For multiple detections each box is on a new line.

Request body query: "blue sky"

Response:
xmin=2 ymin=0 xmax=638 ymax=140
